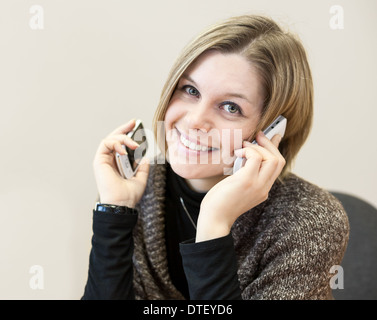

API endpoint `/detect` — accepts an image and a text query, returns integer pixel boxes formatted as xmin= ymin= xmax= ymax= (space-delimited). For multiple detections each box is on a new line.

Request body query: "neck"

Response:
xmin=184 ymin=175 xmax=225 ymax=193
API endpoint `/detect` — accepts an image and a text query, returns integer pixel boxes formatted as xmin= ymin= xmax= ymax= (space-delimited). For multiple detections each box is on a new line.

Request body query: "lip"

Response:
xmin=175 ymin=127 xmax=219 ymax=153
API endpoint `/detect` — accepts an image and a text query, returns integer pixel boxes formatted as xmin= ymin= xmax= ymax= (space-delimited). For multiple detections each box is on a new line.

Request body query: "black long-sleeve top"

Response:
xmin=82 ymin=164 xmax=242 ymax=300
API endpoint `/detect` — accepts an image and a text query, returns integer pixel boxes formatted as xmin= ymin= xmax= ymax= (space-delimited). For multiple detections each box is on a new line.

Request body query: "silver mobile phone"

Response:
xmin=115 ymin=120 xmax=148 ymax=179
xmin=233 ymin=115 xmax=287 ymax=174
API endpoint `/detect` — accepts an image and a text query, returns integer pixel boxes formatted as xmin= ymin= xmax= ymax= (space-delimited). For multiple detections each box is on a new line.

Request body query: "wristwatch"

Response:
xmin=95 ymin=202 xmax=137 ymax=215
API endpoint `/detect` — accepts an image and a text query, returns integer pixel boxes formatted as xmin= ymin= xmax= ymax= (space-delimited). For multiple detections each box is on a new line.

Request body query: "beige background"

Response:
xmin=0 ymin=0 xmax=376 ymax=299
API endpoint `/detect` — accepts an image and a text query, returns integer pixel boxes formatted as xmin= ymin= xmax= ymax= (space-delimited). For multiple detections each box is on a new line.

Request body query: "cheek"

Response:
xmin=219 ymin=128 xmax=248 ymax=154
xmin=164 ymin=100 xmax=182 ymax=129
xmin=233 ymin=128 xmax=246 ymax=150
xmin=164 ymin=102 xmax=183 ymax=147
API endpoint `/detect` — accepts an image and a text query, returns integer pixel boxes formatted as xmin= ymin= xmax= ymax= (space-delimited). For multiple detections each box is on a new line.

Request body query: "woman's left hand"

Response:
xmin=196 ymin=131 xmax=286 ymax=242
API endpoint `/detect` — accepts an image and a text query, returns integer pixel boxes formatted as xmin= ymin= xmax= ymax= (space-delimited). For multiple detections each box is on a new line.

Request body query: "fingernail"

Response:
xmin=234 ymin=149 xmax=243 ymax=157
xmin=243 ymin=140 xmax=253 ymax=146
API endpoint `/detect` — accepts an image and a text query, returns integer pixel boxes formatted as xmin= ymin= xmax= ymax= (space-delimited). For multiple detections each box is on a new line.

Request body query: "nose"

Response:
xmin=184 ymin=100 xmax=213 ymax=133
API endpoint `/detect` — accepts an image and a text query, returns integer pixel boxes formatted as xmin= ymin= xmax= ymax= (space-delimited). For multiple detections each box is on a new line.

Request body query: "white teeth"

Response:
xmin=180 ymin=134 xmax=213 ymax=152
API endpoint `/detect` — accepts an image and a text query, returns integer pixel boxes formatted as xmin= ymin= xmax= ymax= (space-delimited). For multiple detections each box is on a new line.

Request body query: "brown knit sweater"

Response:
xmin=133 ymin=163 xmax=349 ymax=300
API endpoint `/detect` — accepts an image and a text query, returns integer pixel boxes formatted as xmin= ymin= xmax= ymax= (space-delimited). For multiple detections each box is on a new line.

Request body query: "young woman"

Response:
xmin=82 ymin=15 xmax=349 ymax=300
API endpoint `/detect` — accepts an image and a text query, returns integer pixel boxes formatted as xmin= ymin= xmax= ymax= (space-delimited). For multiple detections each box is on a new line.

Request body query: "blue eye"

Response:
xmin=183 ymin=85 xmax=200 ymax=97
xmin=222 ymin=102 xmax=241 ymax=115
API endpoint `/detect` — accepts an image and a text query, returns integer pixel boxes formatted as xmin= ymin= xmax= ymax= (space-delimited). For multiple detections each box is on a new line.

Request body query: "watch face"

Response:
xmin=95 ymin=203 xmax=131 ymax=215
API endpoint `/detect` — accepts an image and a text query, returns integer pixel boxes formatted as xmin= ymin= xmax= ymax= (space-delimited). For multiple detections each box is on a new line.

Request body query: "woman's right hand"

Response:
xmin=93 ymin=119 xmax=150 ymax=208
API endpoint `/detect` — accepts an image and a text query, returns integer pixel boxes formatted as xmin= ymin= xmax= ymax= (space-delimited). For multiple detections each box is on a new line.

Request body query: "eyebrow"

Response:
xmin=181 ymin=75 xmax=199 ymax=87
xmin=181 ymin=74 xmax=253 ymax=105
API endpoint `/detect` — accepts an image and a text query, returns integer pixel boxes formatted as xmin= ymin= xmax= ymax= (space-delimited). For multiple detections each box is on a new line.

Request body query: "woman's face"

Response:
xmin=164 ymin=50 xmax=265 ymax=191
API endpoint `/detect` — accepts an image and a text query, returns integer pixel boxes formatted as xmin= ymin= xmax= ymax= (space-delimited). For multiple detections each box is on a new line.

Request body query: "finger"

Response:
xmin=254 ymin=134 xmax=286 ymax=178
xmin=102 ymin=133 xmax=140 ymax=153
xmin=111 ymin=134 xmax=140 ymax=149
xmin=108 ymin=119 xmax=136 ymax=136
xmin=254 ymin=131 xmax=282 ymax=157
xmin=245 ymin=134 xmax=285 ymax=169
xmin=242 ymin=140 xmax=277 ymax=160
xmin=234 ymin=147 xmax=264 ymax=179
xmin=98 ymin=137 xmax=136 ymax=157
xmin=270 ymin=134 xmax=282 ymax=148
xmin=101 ymin=138 xmax=125 ymax=155
xmin=257 ymin=150 xmax=285 ymax=188
xmin=133 ymin=157 xmax=150 ymax=183
xmin=238 ymin=142 xmax=285 ymax=184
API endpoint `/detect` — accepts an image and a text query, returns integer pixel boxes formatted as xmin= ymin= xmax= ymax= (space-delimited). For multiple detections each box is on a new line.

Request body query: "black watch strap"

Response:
xmin=95 ymin=202 xmax=137 ymax=215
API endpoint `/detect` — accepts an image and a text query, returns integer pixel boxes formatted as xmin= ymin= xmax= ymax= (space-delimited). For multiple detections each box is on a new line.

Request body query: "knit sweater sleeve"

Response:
xmin=234 ymin=179 xmax=350 ymax=300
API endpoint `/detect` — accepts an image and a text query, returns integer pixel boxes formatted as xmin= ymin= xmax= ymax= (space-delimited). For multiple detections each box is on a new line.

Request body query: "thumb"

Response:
xmin=134 ymin=157 xmax=150 ymax=183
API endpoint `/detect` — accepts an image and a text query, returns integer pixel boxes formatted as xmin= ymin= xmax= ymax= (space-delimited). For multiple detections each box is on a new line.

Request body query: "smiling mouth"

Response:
xmin=178 ymin=130 xmax=219 ymax=152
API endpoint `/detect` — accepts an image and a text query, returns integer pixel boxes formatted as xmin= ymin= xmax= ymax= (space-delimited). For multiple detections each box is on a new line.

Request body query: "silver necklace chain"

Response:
xmin=179 ymin=197 xmax=197 ymax=230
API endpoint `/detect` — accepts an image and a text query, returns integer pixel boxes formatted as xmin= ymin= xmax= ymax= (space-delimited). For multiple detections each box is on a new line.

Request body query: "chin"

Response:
xmin=168 ymin=161 xmax=223 ymax=180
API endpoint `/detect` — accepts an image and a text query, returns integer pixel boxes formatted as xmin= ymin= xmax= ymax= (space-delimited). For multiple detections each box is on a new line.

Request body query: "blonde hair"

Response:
xmin=153 ymin=15 xmax=313 ymax=177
